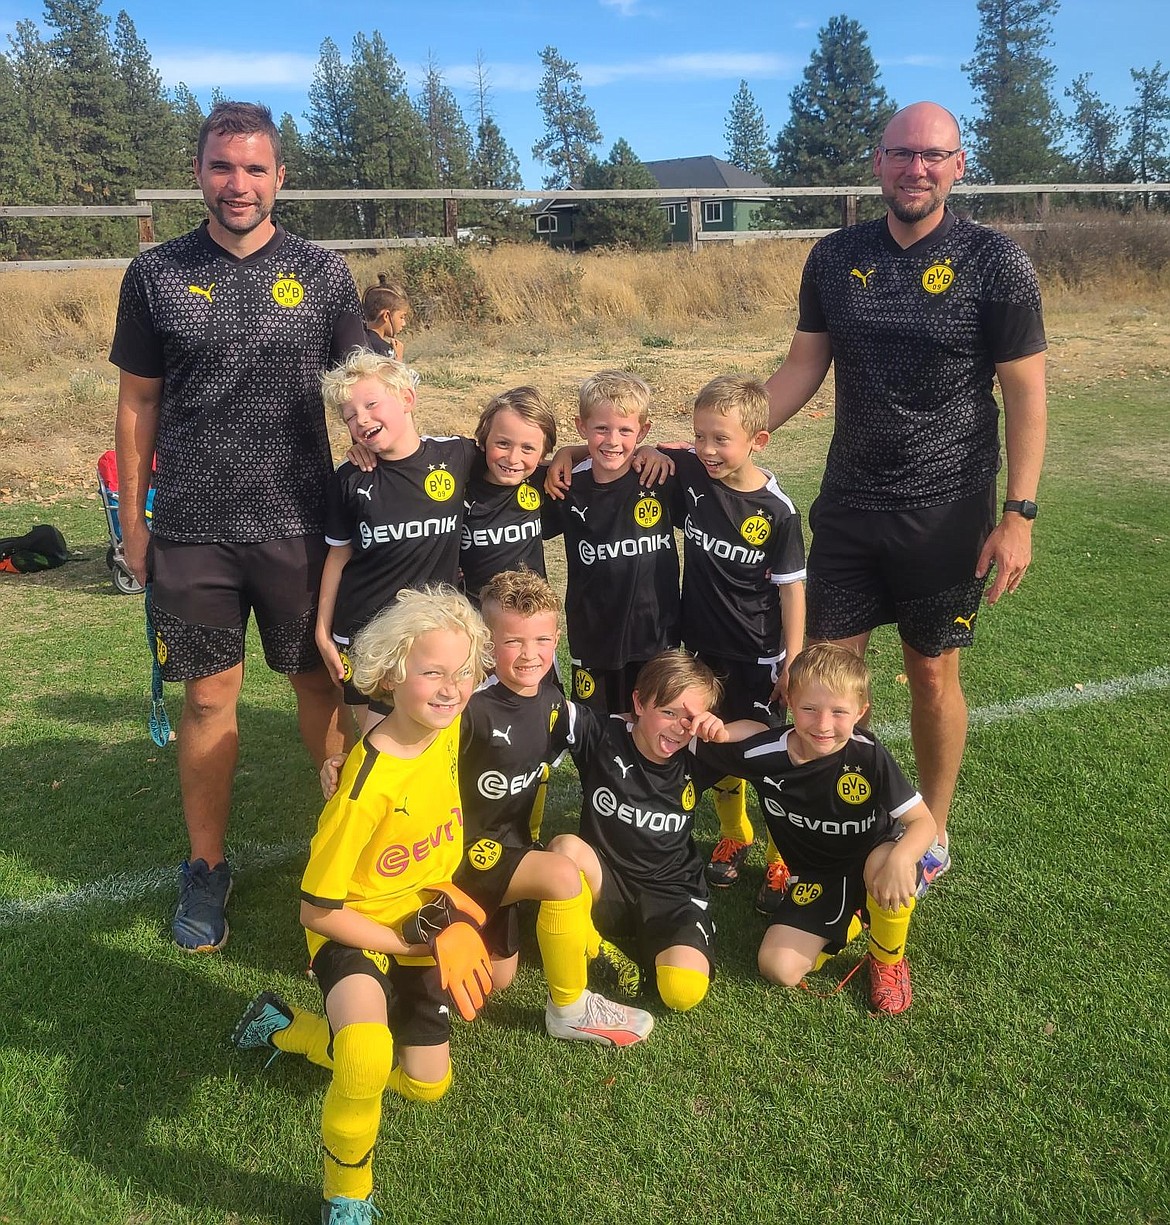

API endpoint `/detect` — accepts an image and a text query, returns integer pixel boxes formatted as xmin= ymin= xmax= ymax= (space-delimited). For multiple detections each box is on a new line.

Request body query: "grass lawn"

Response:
xmin=1 ymin=379 xmax=1168 ymax=1225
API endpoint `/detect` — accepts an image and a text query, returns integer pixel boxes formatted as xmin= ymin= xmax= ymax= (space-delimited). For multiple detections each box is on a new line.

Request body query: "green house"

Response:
xmin=533 ymin=156 xmax=770 ymax=248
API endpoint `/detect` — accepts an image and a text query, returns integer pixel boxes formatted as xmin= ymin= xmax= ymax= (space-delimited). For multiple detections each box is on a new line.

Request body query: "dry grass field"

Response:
xmin=1 ymin=228 xmax=1167 ymax=503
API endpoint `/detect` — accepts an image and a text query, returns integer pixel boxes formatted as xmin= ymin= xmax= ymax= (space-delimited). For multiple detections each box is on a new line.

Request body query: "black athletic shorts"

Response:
xmin=697 ymin=651 xmax=786 ymax=726
xmin=805 ymin=485 xmax=995 ymax=657
xmin=310 ymin=940 xmax=450 ymax=1048
xmin=147 ymin=534 xmax=327 ymax=680
xmin=570 ymin=660 xmax=643 ymax=717
xmin=453 ymin=837 xmax=532 ymax=960
xmin=593 ymin=853 xmax=715 ymax=974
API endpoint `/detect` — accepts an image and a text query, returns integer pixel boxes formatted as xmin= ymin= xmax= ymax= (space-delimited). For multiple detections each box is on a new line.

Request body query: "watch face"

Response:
xmin=1005 ymin=499 xmax=1038 ymax=520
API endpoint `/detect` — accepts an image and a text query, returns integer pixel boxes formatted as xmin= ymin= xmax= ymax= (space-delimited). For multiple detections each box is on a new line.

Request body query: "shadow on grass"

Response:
xmin=1 ymin=916 xmax=316 ymax=1220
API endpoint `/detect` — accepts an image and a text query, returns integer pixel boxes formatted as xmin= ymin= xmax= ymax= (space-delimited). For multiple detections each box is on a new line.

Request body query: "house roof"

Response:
xmin=642 ymin=157 xmax=769 ymax=190
xmin=533 ymin=156 xmax=769 ymax=213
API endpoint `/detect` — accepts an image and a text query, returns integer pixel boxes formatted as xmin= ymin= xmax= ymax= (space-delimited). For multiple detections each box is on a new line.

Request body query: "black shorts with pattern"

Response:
xmin=147 ymin=535 xmax=327 ymax=680
xmin=806 ymin=485 xmax=995 ymax=657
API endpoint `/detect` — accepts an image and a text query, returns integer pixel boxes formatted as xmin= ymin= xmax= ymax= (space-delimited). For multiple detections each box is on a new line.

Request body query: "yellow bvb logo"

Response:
xmin=424 ymin=468 xmax=456 ymax=501
xmin=339 ymin=649 xmax=353 ymax=683
xmin=633 ymin=496 xmax=662 ymax=529
xmin=791 ymin=881 xmax=822 ymax=906
xmin=362 ymin=949 xmax=390 ymax=974
xmin=517 ymin=483 xmax=541 ymax=511
xmin=681 ymin=780 xmax=697 ymax=811
xmin=468 ymin=838 xmax=502 ymax=870
xmin=574 ymin=668 xmax=596 ymax=700
xmin=549 ymin=706 xmax=560 ymax=732
xmin=740 ymin=514 xmax=771 ymax=546
xmin=155 ymin=634 xmax=168 ymax=666
xmin=922 ymin=261 xmax=954 ymax=295
xmin=271 ymin=273 xmax=304 ymax=308
xmin=837 ymin=772 xmax=872 ymax=805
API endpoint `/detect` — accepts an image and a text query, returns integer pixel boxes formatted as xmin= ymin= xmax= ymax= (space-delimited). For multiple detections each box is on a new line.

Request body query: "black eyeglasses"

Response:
xmin=879 ymin=147 xmax=962 ymax=167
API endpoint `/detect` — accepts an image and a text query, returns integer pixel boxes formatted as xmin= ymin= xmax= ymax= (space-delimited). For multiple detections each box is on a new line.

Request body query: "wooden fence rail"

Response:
xmin=1 ymin=183 xmax=1168 ymax=270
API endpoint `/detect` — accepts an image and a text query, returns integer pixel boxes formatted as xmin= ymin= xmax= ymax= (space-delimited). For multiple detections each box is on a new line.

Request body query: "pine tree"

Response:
xmin=349 ymin=31 xmax=433 ymax=236
xmin=724 ymin=80 xmax=770 ymax=178
xmin=469 ymin=53 xmax=525 ymax=241
xmin=3 ymin=19 xmax=75 ymax=254
xmin=963 ymin=0 xmax=1065 ymax=184
xmin=577 ymin=139 xmax=668 ymax=250
xmin=417 ymin=55 xmax=473 ymax=189
xmin=43 ymin=0 xmax=133 ymax=200
xmin=1064 ymin=74 xmax=1128 ymax=183
xmin=1126 ymin=63 xmax=1170 ymax=209
xmin=532 ymin=45 xmax=602 ymax=188
xmin=275 ymin=112 xmax=316 ymax=238
xmin=771 ymin=16 xmax=895 ymax=228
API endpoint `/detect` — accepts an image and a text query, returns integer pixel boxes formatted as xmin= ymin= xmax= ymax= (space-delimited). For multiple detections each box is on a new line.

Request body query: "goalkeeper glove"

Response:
xmin=402 ymin=883 xmax=493 ymax=1022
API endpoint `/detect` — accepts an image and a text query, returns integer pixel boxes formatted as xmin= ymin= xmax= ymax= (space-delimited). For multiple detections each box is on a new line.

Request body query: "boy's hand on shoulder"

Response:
xmin=320 ymin=753 xmax=347 ymax=801
xmin=544 ymin=446 xmax=578 ymax=499
xmin=402 ymin=883 xmax=493 ymax=1021
xmin=345 ymin=440 xmax=378 ymax=472
xmin=632 ymin=444 xmax=675 ymax=485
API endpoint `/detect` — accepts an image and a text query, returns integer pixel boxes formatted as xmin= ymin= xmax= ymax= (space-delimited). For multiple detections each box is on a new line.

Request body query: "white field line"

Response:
xmin=874 ymin=664 xmax=1170 ymax=742
xmin=2 ymin=666 xmax=1168 ymax=929
xmin=0 ymin=840 xmax=302 ymax=929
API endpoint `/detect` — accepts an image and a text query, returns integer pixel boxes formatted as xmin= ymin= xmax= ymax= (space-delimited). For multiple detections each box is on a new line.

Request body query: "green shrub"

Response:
xmin=401 ymin=245 xmax=491 ymax=324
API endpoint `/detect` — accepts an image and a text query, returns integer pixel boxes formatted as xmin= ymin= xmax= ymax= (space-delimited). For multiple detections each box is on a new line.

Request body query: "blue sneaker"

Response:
xmin=172 ymin=858 xmax=232 ymax=952
xmin=230 ymin=990 xmax=293 ymax=1053
xmin=915 ymin=837 xmax=951 ymax=899
xmin=322 ymin=1196 xmax=381 ymax=1224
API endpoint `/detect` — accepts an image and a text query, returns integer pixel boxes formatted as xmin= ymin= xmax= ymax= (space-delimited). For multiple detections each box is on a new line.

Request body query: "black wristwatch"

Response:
xmin=1002 ymin=499 xmax=1038 ymax=520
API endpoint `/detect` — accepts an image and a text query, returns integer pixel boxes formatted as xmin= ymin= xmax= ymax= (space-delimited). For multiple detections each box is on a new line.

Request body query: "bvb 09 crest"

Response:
xmin=272 ymin=273 xmax=304 ymax=308
xmin=633 ymin=496 xmax=662 ymax=528
xmin=922 ymin=261 xmax=954 ymax=295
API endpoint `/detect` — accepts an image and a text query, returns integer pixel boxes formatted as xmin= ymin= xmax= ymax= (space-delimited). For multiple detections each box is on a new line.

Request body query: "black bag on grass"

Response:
xmin=0 ymin=524 xmax=69 ymax=573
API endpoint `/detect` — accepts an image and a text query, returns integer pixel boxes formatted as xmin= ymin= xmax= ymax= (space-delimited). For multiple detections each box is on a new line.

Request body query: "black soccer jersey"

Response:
xmin=551 ymin=462 xmax=681 ymax=670
xmin=459 ymin=675 xmax=570 ymax=846
xmin=797 ymin=210 xmax=1047 ymax=510
xmin=568 ymin=707 xmax=720 ymax=896
xmin=697 ymin=728 xmax=921 ymax=873
xmin=109 ymin=221 xmax=364 ymax=542
xmin=669 ymin=449 xmax=806 ymax=662
xmin=459 ymin=460 xmax=555 ymax=600
xmin=325 ymin=435 xmax=478 ymax=640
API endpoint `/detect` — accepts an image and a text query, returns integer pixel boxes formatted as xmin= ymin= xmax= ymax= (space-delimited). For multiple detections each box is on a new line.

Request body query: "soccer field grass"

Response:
xmin=1 ymin=381 xmax=1168 ymax=1224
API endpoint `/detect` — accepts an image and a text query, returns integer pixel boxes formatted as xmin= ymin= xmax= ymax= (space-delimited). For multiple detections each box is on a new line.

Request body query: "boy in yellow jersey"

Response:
xmin=230 ymin=587 xmax=494 ymax=1225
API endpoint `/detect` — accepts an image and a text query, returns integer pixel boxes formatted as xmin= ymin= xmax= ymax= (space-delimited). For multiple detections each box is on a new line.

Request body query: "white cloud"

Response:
xmin=599 ymin=0 xmax=654 ymax=14
xmin=153 ymin=50 xmax=319 ymax=89
xmin=580 ymin=52 xmax=797 ymax=86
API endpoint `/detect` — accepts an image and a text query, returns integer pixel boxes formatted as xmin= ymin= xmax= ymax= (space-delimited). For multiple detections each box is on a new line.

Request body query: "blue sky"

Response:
xmin=4 ymin=0 xmax=1166 ymax=184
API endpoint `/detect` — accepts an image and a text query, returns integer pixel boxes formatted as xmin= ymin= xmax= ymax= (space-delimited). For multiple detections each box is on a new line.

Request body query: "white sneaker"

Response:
xmin=545 ymin=988 xmax=654 ymax=1046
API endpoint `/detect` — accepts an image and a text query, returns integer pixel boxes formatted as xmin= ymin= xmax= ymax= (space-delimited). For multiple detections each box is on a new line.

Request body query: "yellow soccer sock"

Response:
xmin=387 ymin=1064 xmax=452 ymax=1103
xmin=764 ymin=830 xmax=785 ymax=867
xmin=579 ymin=874 xmax=602 ymax=960
xmin=321 ymin=1023 xmax=393 ymax=1203
xmin=655 ymin=964 xmax=709 ymax=1012
xmin=812 ymin=914 xmax=864 ymax=971
xmin=713 ymin=775 xmax=754 ymax=844
xmin=866 ymin=894 xmax=916 ymax=966
xmin=537 ymin=884 xmax=592 ymax=1007
xmin=528 ymin=764 xmax=550 ymax=844
xmin=273 ymin=1010 xmax=334 ymax=1070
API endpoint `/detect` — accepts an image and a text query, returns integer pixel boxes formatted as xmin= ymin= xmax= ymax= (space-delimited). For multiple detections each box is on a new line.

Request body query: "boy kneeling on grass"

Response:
xmin=697 ymin=642 xmax=936 ymax=1014
xmin=231 ymin=587 xmax=495 ymax=1225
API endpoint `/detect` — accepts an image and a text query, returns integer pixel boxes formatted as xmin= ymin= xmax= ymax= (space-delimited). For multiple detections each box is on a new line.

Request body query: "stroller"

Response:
xmin=97 ymin=450 xmax=153 ymax=594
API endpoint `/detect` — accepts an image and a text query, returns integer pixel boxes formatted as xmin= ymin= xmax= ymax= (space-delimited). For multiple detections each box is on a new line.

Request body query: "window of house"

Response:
xmin=662 ymin=204 xmax=677 ymax=226
xmin=536 ymin=214 xmax=558 ymax=234
xmin=703 ymin=201 xmax=724 ymax=225
xmin=680 ymin=202 xmax=688 ymax=213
